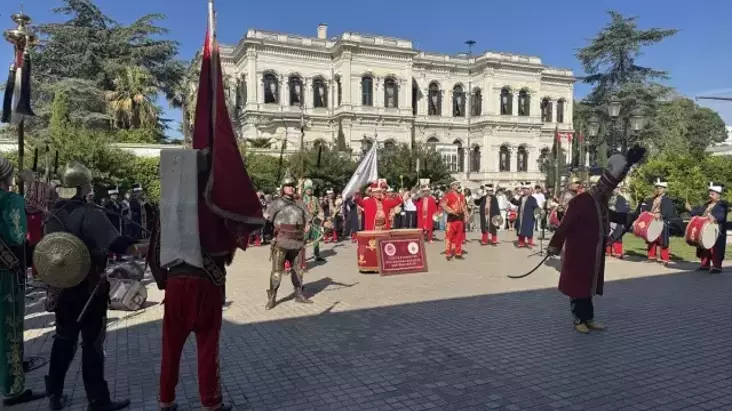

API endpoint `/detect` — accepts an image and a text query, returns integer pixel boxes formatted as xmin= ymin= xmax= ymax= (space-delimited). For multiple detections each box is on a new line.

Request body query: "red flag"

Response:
xmin=192 ymin=4 xmax=264 ymax=253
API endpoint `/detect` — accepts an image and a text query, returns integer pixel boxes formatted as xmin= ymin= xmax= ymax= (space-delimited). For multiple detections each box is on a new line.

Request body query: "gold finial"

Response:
xmin=4 ymin=12 xmax=38 ymax=49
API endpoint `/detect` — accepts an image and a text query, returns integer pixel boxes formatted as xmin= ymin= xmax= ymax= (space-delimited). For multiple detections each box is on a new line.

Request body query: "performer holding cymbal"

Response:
xmin=440 ymin=181 xmax=467 ymax=260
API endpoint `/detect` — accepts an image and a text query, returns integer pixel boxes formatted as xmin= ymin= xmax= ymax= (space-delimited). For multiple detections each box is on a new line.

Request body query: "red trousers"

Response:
xmin=481 ymin=232 xmax=498 ymax=245
xmin=699 ymin=247 xmax=723 ymax=269
xmin=423 ymin=228 xmax=434 ymax=242
xmin=517 ymin=235 xmax=534 ymax=247
xmin=445 ymin=220 xmax=465 ymax=256
xmin=160 ymin=277 xmax=223 ymax=410
xmin=647 ymin=241 xmax=670 ymax=262
xmin=605 ymin=242 xmax=623 ymax=257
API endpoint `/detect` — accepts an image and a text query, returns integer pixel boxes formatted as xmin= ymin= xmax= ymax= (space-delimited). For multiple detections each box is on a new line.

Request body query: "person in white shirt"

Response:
xmin=403 ymin=191 xmax=417 ymax=228
xmin=532 ymin=185 xmax=546 ymax=231
xmin=496 ymin=189 xmax=509 ymax=231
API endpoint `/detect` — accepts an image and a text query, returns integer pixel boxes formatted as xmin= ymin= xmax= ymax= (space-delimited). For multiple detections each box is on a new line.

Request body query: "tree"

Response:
xmin=644 ymin=97 xmax=727 ymax=155
xmin=335 ymin=121 xmax=348 ymax=151
xmin=105 ymin=66 xmax=160 ymax=130
xmin=577 ymin=11 xmax=677 ymax=154
xmin=244 ymin=153 xmax=281 ymax=193
xmin=380 ymin=143 xmax=452 ymax=190
xmin=287 ymin=146 xmax=357 ymax=193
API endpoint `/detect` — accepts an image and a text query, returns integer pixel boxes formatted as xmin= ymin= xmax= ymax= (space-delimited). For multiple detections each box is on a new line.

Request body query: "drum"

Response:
xmin=549 ymin=208 xmax=561 ymax=229
xmin=109 ymin=278 xmax=148 ymax=311
xmin=356 ymin=230 xmax=391 ymax=273
xmin=508 ymin=210 xmax=517 ymax=222
xmin=632 ymin=212 xmax=663 ymax=243
xmin=390 ymin=228 xmax=422 ymax=237
xmin=685 ymin=216 xmax=719 ymax=250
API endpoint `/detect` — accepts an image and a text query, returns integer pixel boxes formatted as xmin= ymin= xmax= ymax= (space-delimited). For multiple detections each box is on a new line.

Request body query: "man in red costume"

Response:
xmin=440 ymin=181 xmax=467 ymax=260
xmin=414 ymin=179 xmax=438 ymax=243
xmin=354 ymin=179 xmax=403 ymax=231
xmin=547 ymin=146 xmax=645 ymax=334
xmin=152 ymin=15 xmax=264 ymax=411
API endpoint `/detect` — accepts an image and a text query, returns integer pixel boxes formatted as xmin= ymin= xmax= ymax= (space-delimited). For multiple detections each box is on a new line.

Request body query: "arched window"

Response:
xmin=313 ymin=139 xmax=326 ymax=148
xmin=263 ymin=73 xmax=278 ymax=104
xmin=541 ymin=98 xmax=552 ymax=122
xmin=384 ymin=78 xmax=398 ymax=108
xmin=500 ymin=87 xmax=512 ymax=115
xmin=499 ymin=145 xmax=510 ymax=172
xmin=452 ymin=85 xmax=465 ymax=117
xmin=361 ymin=76 xmax=374 ymax=106
xmin=518 ymin=89 xmax=530 ymax=116
xmin=383 ymin=139 xmax=396 ymax=151
xmin=538 ymin=147 xmax=551 ymax=173
xmin=471 ymin=88 xmax=482 ymax=116
xmin=454 ymin=140 xmax=464 ymax=172
xmin=428 ymin=82 xmax=441 ymax=116
xmin=312 ymin=77 xmax=327 ymax=108
xmin=517 ymin=146 xmax=528 ymax=172
xmin=236 ymin=77 xmax=246 ymax=108
xmin=412 ymin=80 xmax=419 ymax=115
xmin=336 ymin=76 xmax=342 ymax=106
xmin=470 ymin=145 xmax=481 ymax=172
xmin=426 ymin=136 xmax=439 ymax=150
xmin=289 ymin=76 xmax=303 ymax=106
xmin=556 ymin=99 xmax=565 ymax=123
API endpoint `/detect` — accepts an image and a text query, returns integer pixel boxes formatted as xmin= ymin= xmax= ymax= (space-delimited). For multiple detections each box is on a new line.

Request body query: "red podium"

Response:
xmin=356 ymin=230 xmax=390 ymax=273
xmin=356 ymin=229 xmax=427 ymax=275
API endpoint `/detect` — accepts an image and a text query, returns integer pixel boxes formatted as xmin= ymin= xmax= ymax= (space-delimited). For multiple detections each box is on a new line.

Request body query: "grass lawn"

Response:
xmin=622 ymin=235 xmax=732 ymax=262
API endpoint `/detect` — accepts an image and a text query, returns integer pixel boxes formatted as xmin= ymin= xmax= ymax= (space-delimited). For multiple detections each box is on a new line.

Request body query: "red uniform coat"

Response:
xmin=441 ymin=191 xmax=466 ymax=218
xmin=415 ymin=195 xmax=438 ymax=231
xmin=549 ymin=192 xmax=629 ymax=299
xmin=355 ymin=196 xmax=403 ymax=231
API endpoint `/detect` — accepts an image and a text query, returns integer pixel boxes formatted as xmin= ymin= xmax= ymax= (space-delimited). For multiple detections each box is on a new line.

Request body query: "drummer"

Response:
xmin=640 ymin=178 xmax=675 ymax=266
xmin=606 ymin=187 xmax=630 ymax=259
xmin=686 ymin=182 xmax=728 ymax=273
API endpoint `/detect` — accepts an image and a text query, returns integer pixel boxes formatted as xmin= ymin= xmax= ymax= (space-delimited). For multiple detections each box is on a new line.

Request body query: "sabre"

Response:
xmin=507 ymin=254 xmax=550 ymax=279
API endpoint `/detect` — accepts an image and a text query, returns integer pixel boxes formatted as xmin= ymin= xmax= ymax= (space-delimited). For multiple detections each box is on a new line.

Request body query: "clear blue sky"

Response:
xmin=2 ymin=0 xmax=731 ymax=138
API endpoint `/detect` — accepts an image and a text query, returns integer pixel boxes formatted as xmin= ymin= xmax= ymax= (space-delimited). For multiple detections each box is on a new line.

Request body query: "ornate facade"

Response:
xmin=220 ymin=24 xmax=575 ymax=186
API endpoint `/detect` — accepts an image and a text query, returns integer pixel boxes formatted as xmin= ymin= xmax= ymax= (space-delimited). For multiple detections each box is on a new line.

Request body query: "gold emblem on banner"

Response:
xmin=367 ymin=239 xmax=377 ymax=251
xmin=358 ymin=254 xmax=366 ymax=264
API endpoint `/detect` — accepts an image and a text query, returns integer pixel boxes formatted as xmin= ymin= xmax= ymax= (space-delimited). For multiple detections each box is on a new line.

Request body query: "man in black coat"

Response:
xmin=479 ymin=184 xmax=501 ymax=246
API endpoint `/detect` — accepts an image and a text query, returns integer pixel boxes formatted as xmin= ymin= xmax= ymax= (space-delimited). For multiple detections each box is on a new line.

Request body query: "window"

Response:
xmin=518 ymin=89 xmax=530 ymax=116
xmin=361 ymin=76 xmax=373 ymax=106
xmin=384 ymin=140 xmax=396 ymax=151
xmin=336 ymin=76 xmax=342 ymax=106
xmin=517 ymin=146 xmax=528 ymax=172
xmin=499 ymin=145 xmax=510 ymax=172
xmin=470 ymin=145 xmax=481 ymax=172
xmin=455 ymin=140 xmax=464 ymax=172
xmin=289 ymin=76 xmax=303 ymax=106
xmin=361 ymin=139 xmax=373 ymax=157
xmin=384 ymin=78 xmax=398 ymax=108
xmin=236 ymin=77 xmax=247 ymax=108
xmin=557 ymin=99 xmax=565 ymax=123
xmin=263 ymin=73 xmax=278 ymax=104
xmin=541 ymin=98 xmax=552 ymax=122
xmin=426 ymin=136 xmax=439 ymax=150
xmin=412 ymin=81 xmax=419 ymax=115
xmin=313 ymin=77 xmax=327 ymax=108
xmin=471 ymin=88 xmax=482 ymax=116
xmin=500 ymin=87 xmax=512 ymax=115
xmin=428 ymin=82 xmax=441 ymax=116
xmin=453 ymin=85 xmax=465 ymax=117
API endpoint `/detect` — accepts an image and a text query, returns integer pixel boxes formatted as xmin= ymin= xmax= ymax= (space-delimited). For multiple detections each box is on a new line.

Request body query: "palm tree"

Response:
xmin=105 ymin=66 xmax=160 ymax=130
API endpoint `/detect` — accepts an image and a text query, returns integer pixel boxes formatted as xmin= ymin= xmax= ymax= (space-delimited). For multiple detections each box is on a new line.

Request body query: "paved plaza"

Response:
xmin=14 ymin=231 xmax=732 ymax=411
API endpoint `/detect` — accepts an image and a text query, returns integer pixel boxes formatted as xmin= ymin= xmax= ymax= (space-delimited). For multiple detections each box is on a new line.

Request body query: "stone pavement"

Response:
xmin=14 ymin=231 xmax=732 ymax=411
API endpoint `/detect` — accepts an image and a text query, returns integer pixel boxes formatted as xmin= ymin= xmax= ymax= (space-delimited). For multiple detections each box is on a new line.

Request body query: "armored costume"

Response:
xmin=41 ymin=162 xmax=137 ymax=411
xmin=265 ymin=173 xmax=313 ymax=310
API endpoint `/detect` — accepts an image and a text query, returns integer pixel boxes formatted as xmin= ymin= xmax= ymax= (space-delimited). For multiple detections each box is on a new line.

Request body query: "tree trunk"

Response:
xmin=182 ymin=102 xmax=191 ymax=147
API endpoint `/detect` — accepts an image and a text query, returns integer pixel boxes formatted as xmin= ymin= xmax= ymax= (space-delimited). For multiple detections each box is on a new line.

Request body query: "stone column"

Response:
xmin=257 ymin=75 xmax=265 ymax=105
xmin=303 ymin=78 xmax=313 ymax=109
xmin=374 ymin=77 xmax=381 ymax=108
xmin=420 ymin=87 xmax=429 ymax=116
xmin=246 ymin=50 xmax=258 ymax=108
xmin=512 ymin=92 xmax=519 ymax=116
xmin=342 ymin=52 xmax=353 ymax=107
xmin=279 ymin=75 xmax=288 ymax=107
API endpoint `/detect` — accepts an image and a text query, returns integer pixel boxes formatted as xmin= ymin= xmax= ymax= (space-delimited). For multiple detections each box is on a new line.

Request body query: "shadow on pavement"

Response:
xmin=14 ymin=269 xmax=732 ymax=411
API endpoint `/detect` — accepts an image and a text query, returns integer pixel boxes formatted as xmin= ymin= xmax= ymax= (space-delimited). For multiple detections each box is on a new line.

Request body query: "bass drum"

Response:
xmin=549 ymin=208 xmax=561 ymax=229
xmin=685 ymin=216 xmax=719 ymax=250
xmin=632 ymin=212 xmax=663 ymax=243
xmin=109 ymin=278 xmax=148 ymax=311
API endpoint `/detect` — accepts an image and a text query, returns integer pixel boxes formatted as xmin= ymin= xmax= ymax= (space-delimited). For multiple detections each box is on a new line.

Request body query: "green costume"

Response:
xmin=301 ymin=184 xmax=322 ymax=258
xmin=0 ymin=188 xmax=27 ymax=400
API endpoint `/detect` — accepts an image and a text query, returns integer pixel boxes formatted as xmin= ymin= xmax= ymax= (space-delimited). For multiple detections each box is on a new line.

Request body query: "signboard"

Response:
xmin=376 ymin=235 xmax=427 ymax=276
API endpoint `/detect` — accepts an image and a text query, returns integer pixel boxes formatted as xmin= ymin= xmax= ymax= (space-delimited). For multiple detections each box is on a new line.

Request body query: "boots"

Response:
xmin=265 ymin=289 xmax=277 ymax=310
xmin=294 ymin=287 xmax=312 ymax=304
xmin=46 ymin=376 xmax=68 ymax=410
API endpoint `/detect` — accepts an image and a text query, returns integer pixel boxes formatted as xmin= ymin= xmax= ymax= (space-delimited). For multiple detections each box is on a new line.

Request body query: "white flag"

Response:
xmin=342 ymin=144 xmax=379 ymax=200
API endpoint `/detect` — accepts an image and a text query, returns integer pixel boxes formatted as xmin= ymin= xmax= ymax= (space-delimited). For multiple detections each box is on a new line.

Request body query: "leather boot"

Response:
xmin=46 ymin=375 xmax=68 ymax=410
xmin=294 ymin=287 xmax=312 ymax=304
xmin=265 ymin=289 xmax=277 ymax=310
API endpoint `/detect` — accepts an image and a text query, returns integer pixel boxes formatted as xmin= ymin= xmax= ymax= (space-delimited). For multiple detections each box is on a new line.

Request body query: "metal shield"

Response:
xmin=33 ymin=232 xmax=91 ymax=289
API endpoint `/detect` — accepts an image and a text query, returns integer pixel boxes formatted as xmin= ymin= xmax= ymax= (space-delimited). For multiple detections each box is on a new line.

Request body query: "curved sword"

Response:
xmin=507 ymin=254 xmax=551 ymax=279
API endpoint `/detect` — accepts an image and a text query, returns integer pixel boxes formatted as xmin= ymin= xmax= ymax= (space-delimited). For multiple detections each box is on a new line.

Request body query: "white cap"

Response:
xmin=709 ymin=182 xmax=723 ymax=194
xmin=653 ymin=178 xmax=668 ymax=188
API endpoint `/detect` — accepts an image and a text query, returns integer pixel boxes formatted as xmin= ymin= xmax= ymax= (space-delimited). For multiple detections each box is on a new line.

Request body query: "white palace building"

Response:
xmin=221 ymin=24 xmax=576 ymax=186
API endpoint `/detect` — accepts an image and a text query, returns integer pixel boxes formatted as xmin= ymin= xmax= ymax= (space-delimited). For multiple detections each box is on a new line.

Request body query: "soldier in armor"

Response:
xmin=300 ymin=179 xmax=324 ymax=262
xmin=322 ymin=189 xmax=342 ymax=243
xmin=265 ymin=173 xmax=313 ymax=310
xmin=41 ymin=162 xmax=146 ymax=411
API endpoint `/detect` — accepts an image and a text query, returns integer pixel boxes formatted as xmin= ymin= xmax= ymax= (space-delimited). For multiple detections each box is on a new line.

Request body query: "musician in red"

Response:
xmin=606 ymin=188 xmax=629 ymax=258
xmin=440 ymin=181 xmax=467 ymax=260
xmin=547 ymin=147 xmax=645 ymax=334
xmin=414 ymin=179 xmax=438 ymax=243
xmin=354 ymin=180 xmax=403 ymax=231
xmin=640 ymin=179 xmax=675 ymax=265
xmin=686 ymin=182 xmax=728 ymax=273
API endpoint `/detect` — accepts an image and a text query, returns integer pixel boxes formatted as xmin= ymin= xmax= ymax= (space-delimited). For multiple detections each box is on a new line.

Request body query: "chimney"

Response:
xmin=317 ymin=23 xmax=328 ymax=40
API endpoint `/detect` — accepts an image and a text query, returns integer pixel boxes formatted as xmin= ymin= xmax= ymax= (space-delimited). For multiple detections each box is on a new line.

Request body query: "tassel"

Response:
xmin=1 ymin=64 xmax=16 ymax=124
xmin=14 ymin=52 xmax=34 ymax=118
